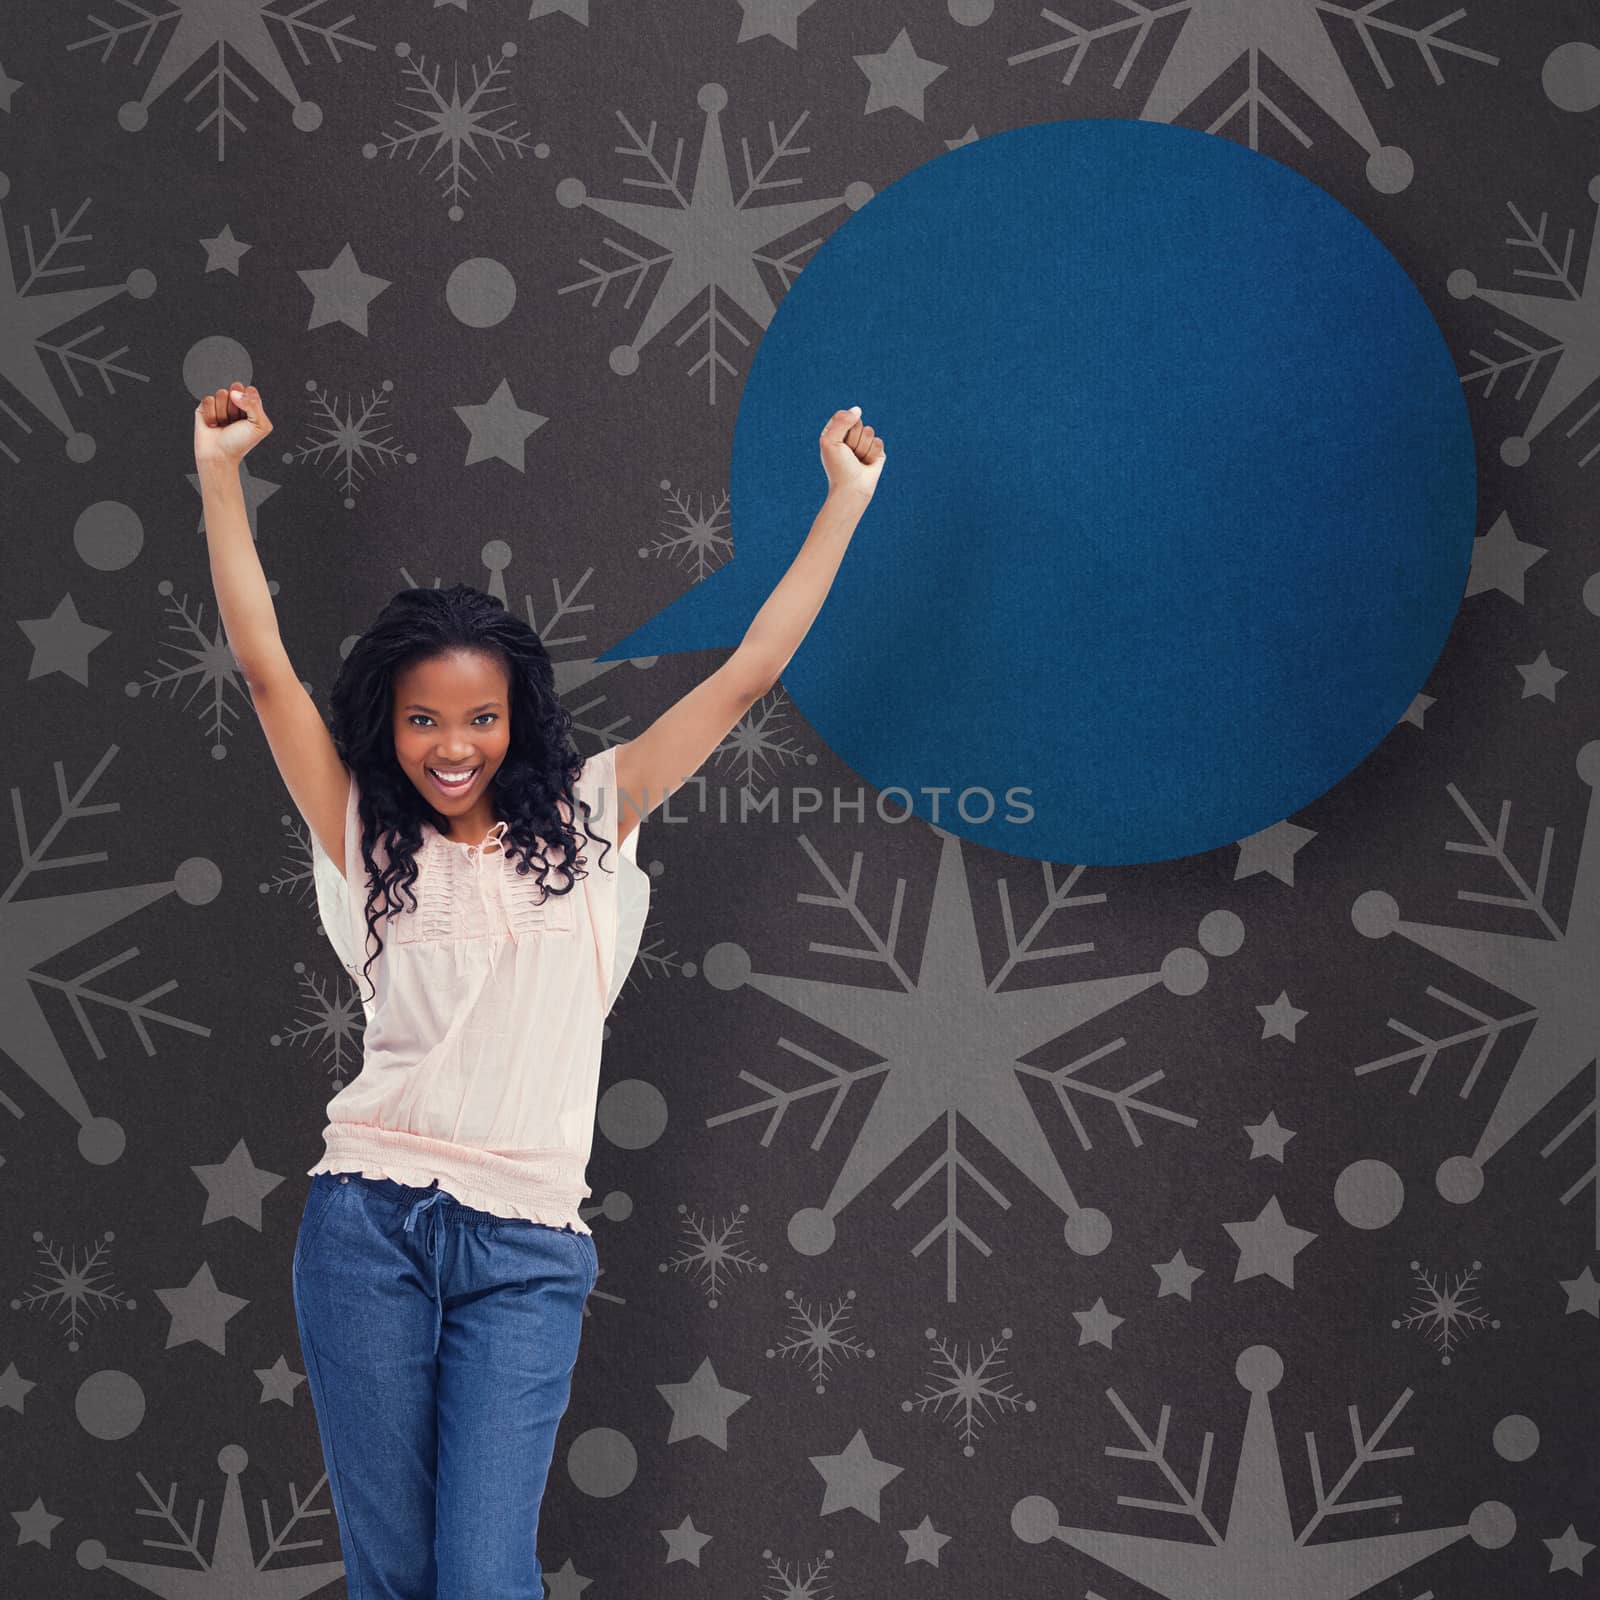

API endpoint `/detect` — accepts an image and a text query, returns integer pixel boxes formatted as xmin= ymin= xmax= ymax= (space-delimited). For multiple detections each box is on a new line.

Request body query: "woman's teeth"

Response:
xmin=428 ymin=767 xmax=480 ymax=793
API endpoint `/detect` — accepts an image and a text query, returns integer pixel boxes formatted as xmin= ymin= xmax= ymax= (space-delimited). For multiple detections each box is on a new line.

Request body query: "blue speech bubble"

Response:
xmin=597 ymin=118 xmax=1476 ymax=865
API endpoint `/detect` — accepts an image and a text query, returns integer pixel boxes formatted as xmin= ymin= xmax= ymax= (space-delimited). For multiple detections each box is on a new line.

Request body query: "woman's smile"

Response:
xmin=426 ymin=765 xmax=481 ymax=795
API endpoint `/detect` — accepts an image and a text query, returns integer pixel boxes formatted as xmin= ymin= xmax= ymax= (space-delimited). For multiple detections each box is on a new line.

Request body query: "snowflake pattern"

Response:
xmin=3 ymin=745 xmax=213 ymax=1164
xmin=556 ymin=83 xmax=873 ymax=402
xmin=11 ymin=1229 xmax=135 ymax=1351
xmin=363 ymin=41 xmax=540 ymax=222
xmin=1012 ymin=1343 xmax=1516 ymax=1598
xmin=1351 ymin=745 xmax=1600 ymax=1244
xmin=707 ymin=831 xmax=1236 ymax=1299
xmin=270 ymin=959 xmax=366 ymax=1089
xmin=284 ymin=377 xmax=417 ymax=509
xmin=1393 ymin=1258 xmax=1501 ymax=1365
xmin=902 ymin=1324 xmax=1036 ymax=1456
xmin=262 ymin=807 xmax=373 ymax=1074
xmin=756 ymin=1546 xmax=837 ymax=1600
xmin=75 ymin=1444 xmax=344 ymax=1586
xmin=125 ymin=580 xmax=255 ymax=757
xmin=68 ymin=0 xmax=374 ymax=161
xmin=0 ymin=182 xmax=151 ymax=465
xmin=712 ymin=687 xmax=816 ymax=794
xmin=643 ymin=477 xmax=733 ymax=580
xmin=1006 ymin=0 xmax=1499 ymax=193
xmin=767 ymin=1286 xmax=875 ymax=1395
xmin=662 ymin=1202 xmax=766 ymax=1308
xmin=1449 ymin=180 xmax=1600 ymax=468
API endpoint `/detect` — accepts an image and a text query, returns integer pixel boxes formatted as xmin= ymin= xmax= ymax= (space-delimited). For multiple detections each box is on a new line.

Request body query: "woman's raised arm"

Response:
xmin=613 ymin=405 xmax=886 ymax=838
xmin=196 ymin=383 xmax=351 ymax=875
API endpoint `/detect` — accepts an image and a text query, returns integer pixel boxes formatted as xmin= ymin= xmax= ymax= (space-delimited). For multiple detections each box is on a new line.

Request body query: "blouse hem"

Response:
xmin=306 ymin=1121 xmax=593 ymax=1234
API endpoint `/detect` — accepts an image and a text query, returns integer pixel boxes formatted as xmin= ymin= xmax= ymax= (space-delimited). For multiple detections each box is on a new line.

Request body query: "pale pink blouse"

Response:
xmin=305 ymin=743 xmax=649 ymax=1233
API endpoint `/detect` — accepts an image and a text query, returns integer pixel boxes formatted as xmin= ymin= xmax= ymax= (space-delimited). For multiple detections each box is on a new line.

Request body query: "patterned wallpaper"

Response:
xmin=3 ymin=0 xmax=1596 ymax=1596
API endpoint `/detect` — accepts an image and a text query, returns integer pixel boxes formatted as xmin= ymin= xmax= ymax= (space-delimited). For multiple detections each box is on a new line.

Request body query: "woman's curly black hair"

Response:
xmin=327 ymin=583 xmax=614 ymax=1003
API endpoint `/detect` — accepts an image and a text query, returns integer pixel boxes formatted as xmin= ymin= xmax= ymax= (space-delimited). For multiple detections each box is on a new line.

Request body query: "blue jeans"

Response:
xmin=292 ymin=1171 xmax=598 ymax=1598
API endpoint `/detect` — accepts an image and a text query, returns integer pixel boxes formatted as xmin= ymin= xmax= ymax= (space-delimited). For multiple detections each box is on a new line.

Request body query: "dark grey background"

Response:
xmin=2 ymin=0 xmax=1595 ymax=1595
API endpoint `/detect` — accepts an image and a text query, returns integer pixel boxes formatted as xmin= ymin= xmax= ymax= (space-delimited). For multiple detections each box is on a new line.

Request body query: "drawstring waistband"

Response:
xmin=402 ymin=1183 xmax=449 ymax=1259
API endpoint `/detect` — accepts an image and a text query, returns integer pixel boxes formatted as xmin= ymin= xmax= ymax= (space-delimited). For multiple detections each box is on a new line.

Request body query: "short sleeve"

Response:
xmin=572 ymin=743 xmax=651 ymax=1016
xmin=310 ymin=768 xmax=377 ymax=1021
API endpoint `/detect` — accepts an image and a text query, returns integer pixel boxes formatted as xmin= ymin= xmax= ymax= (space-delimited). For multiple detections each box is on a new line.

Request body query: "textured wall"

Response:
xmin=3 ymin=1 xmax=1597 ymax=1596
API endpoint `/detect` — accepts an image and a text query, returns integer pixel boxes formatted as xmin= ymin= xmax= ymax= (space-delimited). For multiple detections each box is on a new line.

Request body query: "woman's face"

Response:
xmin=391 ymin=649 xmax=512 ymax=816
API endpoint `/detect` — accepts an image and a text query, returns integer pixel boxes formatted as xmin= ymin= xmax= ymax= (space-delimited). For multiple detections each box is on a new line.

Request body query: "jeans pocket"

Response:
xmin=293 ymin=1176 xmax=345 ymax=1269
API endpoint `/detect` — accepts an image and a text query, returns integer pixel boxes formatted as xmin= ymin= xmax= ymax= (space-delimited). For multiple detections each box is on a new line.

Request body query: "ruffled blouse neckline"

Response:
xmin=429 ymin=818 xmax=509 ymax=856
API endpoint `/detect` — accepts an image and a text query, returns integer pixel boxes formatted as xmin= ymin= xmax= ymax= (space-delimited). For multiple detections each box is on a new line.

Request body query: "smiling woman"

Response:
xmin=195 ymin=378 xmax=884 ymax=1595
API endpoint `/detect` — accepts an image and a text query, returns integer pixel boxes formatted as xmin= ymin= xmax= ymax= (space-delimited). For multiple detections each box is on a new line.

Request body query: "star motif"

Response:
xmin=194 ymin=1139 xmax=290 ymax=1230
xmin=734 ymin=0 xmax=822 ymax=49
xmin=17 ymin=595 xmax=112 ymax=685
xmin=1559 ymin=1265 xmax=1600 ymax=1316
xmin=255 ymin=1354 xmax=306 ymax=1405
xmin=154 ymin=1262 xmax=250 ymax=1353
xmin=810 ymin=1428 xmax=904 ymax=1520
xmin=854 ymin=27 xmax=947 ymax=120
xmin=1233 ymin=820 xmax=1316 ymax=886
xmin=0 ymin=1362 xmax=37 ymax=1413
xmin=1224 ymin=1195 xmax=1317 ymax=1288
xmin=1466 ymin=510 xmax=1546 ymax=601
xmin=1515 ymin=648 xmax=1566 ymax=701
xmin=662 ymin=1514 xmax=713 ymax=1566
xmin=1152 ymin=1249 xmax=1204 ymax=1300
xmin=1544 ymin=1524 xmax=1594 ymax=1575
xmin=453 ymin=377 xmax=547 ymax=470
xmin=1073 ymin=1296 xmax=1124 ymax=1348
xmin=1243 ymin=1110 xmax=1296 ymax=1161
xmin=298 ymin=243 xmax=391 ymax=335
xmin=1399 ymin=690 xmax=1435 ymax=729
xmin=13 ymin=1498 xmax=62 ymax=1548
xmin=1257 ymin=990 xmax=1307 ymax=1042
xmin=901 ymin=1513 xmax=952 ymax=1565
xmin=200 ymin=224 xmax=252 ymax=275
xmin=656 ymin=1356 xmax=751 ymax=1448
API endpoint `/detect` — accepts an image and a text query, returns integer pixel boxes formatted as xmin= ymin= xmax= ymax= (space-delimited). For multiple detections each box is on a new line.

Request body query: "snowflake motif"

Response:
xmin=263 ymin=808 xmax=371 ymax=1073
xmin=1006 ymin=0 xmax=1499 ymax=193
xmin=642 ymin=478 xmax=733 ymax=580
xmin=662 ymin=1202 xmax=766 ymax=1308
xmin=0 ymin=182 xmax=152 ymax=465
xmin=363 ymin=42 xmax=541 ymax=222
xmin=757 ymin=1545 xmax=836 ymax=1600
xmin=4 ymin=745 xmax=213 ymax=1164
xmin=713 ymin=688 xmax=816 ymax=794
xmin=75 ymin=1443 xmax=343 ymax=1586
xmin=270 ymin=959 xmax=365 ymax=1088
xmin=767 ymin=1286 xmax=875 ymax=1395
xmin=260 ymin=810 xmax=319 ymax=908
xmin=555 ymin=83 xmax=875 ymax=403
xmin=67 ymin=0 xmax=373 ymax=161
xmin=902 ymin=1324 xmax=1035 ymax=1457
xmin=1351 ymin=746 xmax=1600 ymax=1244
xmin=1013 ymin=1343 xmax=1516 ymax=1598
xmin=284 ymin=377 xmax=417 ymax=510
xmin=1449 ymin=181 xmax=1600 ymax=468
xmin=11 ymin=1229 xmax=135 ymax=1351
xmin=1393 ymin=1258 xmax=1500 ymax=1366
xmin=707 ymin=832 xmax=1236 ymax=1300
xmin=125 ymin=580 xmax=254 ymax=757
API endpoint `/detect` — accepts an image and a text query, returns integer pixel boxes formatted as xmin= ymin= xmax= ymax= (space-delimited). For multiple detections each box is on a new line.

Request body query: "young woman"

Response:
xmin=194 ymin=381 xmax=884 ymax=1597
